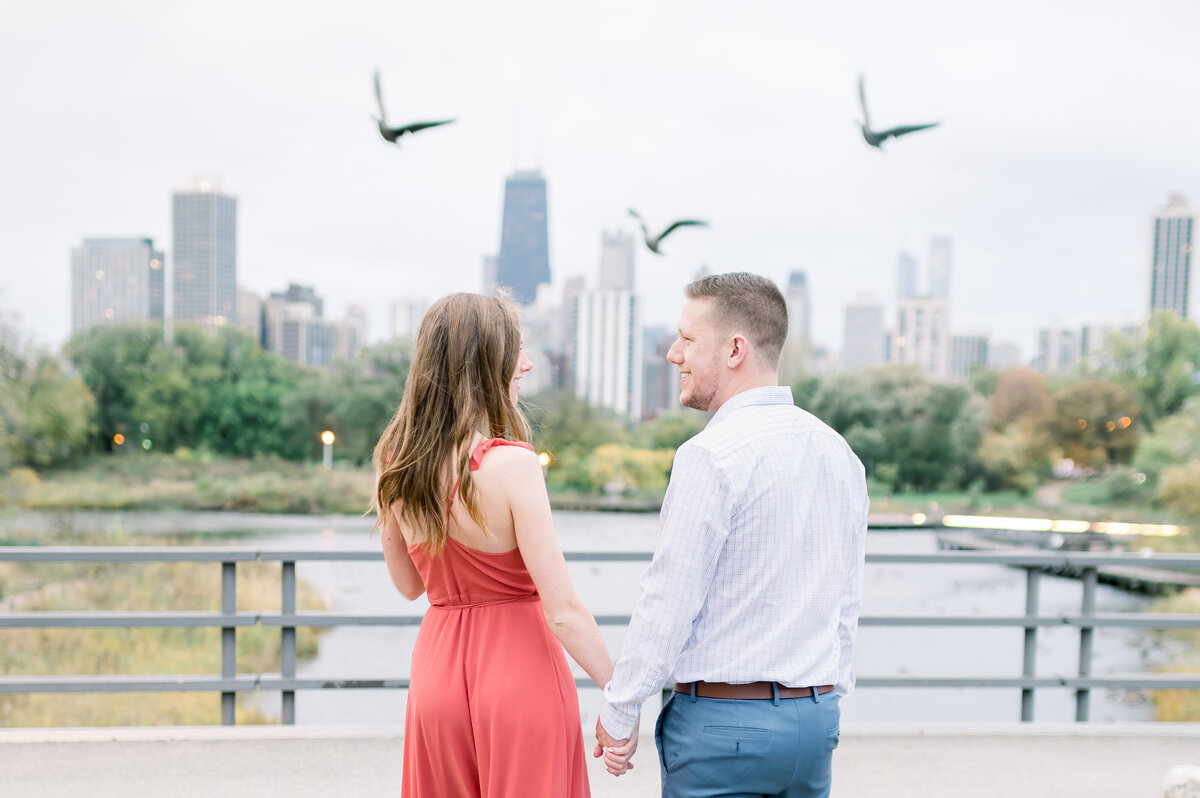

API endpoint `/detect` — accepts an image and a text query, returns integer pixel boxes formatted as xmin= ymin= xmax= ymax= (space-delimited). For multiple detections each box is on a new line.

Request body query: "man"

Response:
xmin=595 ymin=272 xmax=867 ymax=798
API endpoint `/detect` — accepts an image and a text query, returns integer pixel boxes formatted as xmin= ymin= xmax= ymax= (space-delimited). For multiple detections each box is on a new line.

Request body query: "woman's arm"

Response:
xmin=379 ymin=505 xmax=425 ymax=600
xmin=508 ymin=451 xmax=614 ymax=689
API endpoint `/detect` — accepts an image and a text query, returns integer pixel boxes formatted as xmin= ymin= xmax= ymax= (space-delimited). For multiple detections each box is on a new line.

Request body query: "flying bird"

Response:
xmin=372 ymin=70 xmax=455 ymax=144
xmin=856 ymin=75 xmax=940 ymax=149
xmin=628 ymin=209 xmax=708 ymax=255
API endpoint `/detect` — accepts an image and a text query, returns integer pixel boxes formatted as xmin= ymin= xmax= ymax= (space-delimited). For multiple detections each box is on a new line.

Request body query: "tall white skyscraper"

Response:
xmin=896 ymin=251 xmax=918 ymax=300
xmin=172 ymin=179 xmax=237 ymax=328
xmin=573 ymin=289 xmax=643 ymax=418
xmin=894 ymin=297 xmax=950 ymax=378
xmin=1149 ymin=193 xmax=1194 ymax=318
xmin=842 ymin=301 xmax=886 ymax=372
xmin=598 ymin=230 xmax=636 ymax=291
xmin=71 ymin=238 xmax=165 ymax=333
xmin=928 ymin=236 xmax=952 ymax=301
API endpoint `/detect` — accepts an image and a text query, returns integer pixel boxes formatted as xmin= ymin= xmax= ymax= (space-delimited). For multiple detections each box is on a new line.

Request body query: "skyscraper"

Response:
xmin=172 ymin=181 xmax=237 ymax=327
xmin=896 ymin=251 xmax=918 ymax=300
xmin=842 ymin=301 xmax=886 ymax=372
xmin=264 ymin=284 xmax=331 ymax=367
xmin=495 ymin=170 xmax=550 ymax=304
xmin=573 ymin=289 xmax=642 ymax=418
xmin=894 ymin=297 xmax=950 ymax=378
xmin=950 ymin=333 xmax=990 ymax=379
xmin=598 ymin=230 xmax=635 ymax=291
xmin=1149 ymin=193 xmax=1194 ymax=318
xmin=71 ymin=238 xmax=165 ymax=333
xmin=928 ymin=236 xmax=952 ymax=301
xmin=779 ymin=270 xmax=812 ymax=383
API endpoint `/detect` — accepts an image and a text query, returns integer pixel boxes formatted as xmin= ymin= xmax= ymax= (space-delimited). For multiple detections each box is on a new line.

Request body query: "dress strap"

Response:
xmin=446 ymin=439 xmax=534 ymax=519
xmin=469 ymin=438 xmax=535 ymax=471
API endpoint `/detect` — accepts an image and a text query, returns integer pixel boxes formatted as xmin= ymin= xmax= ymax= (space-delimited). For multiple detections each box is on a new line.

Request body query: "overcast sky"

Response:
xmin=3 ymin=0 xmax=1199 ymax=359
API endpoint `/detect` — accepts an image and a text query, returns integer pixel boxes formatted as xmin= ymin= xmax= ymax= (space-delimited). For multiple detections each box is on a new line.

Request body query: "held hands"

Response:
xmin=593 ymin=717 xmax=639 ymax=776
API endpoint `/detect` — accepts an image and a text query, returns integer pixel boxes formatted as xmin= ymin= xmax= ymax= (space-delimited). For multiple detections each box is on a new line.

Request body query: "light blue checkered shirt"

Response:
xmin=599 ymin=385 xmax=868 ymax=739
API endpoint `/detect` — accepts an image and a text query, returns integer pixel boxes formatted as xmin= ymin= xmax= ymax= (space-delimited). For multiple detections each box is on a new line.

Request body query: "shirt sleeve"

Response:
xmin=599 ymin=443 xmax=732 ymax=739
xmin=835 ymin=455 xmax=869 ymax=698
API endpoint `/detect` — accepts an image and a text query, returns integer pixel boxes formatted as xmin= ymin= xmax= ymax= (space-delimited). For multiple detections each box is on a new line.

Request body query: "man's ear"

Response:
xmin=727 ymin=334 xmax=749 ymax=368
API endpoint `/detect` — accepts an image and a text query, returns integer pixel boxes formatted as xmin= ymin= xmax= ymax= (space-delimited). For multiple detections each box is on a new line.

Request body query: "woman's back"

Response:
xmin=398 ymin=438 xmax=591 ymax=798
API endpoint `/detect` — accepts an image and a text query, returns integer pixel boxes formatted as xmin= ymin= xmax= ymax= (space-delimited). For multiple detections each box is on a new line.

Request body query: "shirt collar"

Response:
xmin=707 ymin=385 xmax=794 ymax=428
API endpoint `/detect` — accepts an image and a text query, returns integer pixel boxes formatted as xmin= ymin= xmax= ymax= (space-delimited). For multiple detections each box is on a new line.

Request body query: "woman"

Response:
xmin=372 ymin=293 xmax=634 ymax=797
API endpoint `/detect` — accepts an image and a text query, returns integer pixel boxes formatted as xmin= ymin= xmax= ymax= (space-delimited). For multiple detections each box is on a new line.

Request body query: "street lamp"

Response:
xmin=537 ymin=451 xmax=551 ymax=478
xmin=320 ymin=430 xmax=335 ymax=469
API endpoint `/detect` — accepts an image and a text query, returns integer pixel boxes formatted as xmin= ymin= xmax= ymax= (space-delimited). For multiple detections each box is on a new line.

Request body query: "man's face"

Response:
xmin=666 ymin=298 xmax=725 ymax=412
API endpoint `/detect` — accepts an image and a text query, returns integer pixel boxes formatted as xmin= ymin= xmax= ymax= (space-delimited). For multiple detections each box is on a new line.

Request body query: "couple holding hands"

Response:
xmin=374 ymin=272 xmax=868 ymax=798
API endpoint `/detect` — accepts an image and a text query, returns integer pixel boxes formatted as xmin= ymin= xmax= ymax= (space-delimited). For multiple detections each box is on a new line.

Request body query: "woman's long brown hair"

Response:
xmin=371 ymin=293 xmax=531 ymax=553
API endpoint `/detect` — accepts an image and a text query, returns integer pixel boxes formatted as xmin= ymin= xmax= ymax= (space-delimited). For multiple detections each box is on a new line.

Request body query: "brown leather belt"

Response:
xmin=674 ymin=681 xmax=836 ymax=700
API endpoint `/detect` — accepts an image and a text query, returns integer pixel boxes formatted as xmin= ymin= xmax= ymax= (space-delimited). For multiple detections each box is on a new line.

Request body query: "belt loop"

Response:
xmin=810 ymin=685 xmax=820 ymax=704
xmin=689 ymin=682 xmax=698 ymax=703
xmin=771 ymin=682 xmax=779 ymax=706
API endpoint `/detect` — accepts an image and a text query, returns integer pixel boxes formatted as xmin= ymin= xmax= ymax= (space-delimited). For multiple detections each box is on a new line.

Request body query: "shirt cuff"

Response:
xmin=598 ymin=698 xmax=638 ymax=741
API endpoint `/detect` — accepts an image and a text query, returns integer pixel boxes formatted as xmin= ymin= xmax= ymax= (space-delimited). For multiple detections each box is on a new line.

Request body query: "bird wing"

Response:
xmin=658 ymin=220 xmax=708 ymax=241
xmin=392 ymin=119 xmax=456 ymax=136
xmin=628 ymin=208 xmax=651 ymax=237
xmin=373 ymin=70 xmax=388 ymax=125
xmin=880 ymin=122 xmax=940 ymax=140
xmin=858 ymin=75 xmax=871 ymax=130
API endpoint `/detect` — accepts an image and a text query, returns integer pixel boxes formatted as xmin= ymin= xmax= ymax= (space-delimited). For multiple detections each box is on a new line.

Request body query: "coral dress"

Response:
xmin=401 ymin=438 xmax=590 ymax=798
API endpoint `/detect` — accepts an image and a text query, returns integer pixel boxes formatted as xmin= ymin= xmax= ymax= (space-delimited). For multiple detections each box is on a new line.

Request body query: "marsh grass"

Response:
xmin=1149 ymin=587 xmax=1200 ymax=722
xmin=3 ymin=453 xmax=375 ymax=515
xmin=0 ymin=545 xmax=331 ymax=727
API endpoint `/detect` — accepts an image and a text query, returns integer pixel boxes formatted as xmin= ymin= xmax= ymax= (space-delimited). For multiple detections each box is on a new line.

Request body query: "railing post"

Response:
xmin=282 ymin=560 xmax=297 ymax=725
xmin=221 ymin=561 xmax=236 ymax=726
xmin=1020 ymin=567 xmax=1041 ymax=722
xmin=1075 ymin=567 xmax=1098 ymax=722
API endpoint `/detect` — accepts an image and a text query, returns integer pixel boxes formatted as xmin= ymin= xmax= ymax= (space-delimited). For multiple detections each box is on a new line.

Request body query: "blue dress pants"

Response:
xmin=654 ymin=688 xmax=840 ymax=798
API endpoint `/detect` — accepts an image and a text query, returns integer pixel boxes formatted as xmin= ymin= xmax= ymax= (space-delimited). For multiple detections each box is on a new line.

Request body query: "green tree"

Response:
xmin=1108 ymin=312 xmax=1200 ymax=428
xmin=1049 ymin=379 xmax=1139 ymax=467
xmin=809 ymin=364 xmax=986 ymax=491
xmin=0 ymin=321 xmax=96 ymax=468
xmin=64 ymin=322 xmax=162 ymax=450
xmin=636 ymin=410 xmax=707 ymax=450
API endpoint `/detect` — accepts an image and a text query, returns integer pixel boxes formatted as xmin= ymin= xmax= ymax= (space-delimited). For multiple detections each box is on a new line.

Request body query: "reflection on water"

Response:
xmin=3 ymin=510 xmax=1162 ymax=726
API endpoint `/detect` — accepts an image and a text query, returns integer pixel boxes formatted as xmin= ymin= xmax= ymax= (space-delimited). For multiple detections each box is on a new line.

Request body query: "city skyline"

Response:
xmin=3 ymin=2 xmax=1198 ymax=358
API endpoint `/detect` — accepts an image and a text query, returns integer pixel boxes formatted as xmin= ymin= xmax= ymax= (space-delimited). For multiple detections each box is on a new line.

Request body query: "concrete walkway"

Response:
xmin=1 ymin=723 xmax=1199 ymax=798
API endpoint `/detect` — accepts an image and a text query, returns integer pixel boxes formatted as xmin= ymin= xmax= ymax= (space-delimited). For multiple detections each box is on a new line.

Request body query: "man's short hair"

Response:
xmin=685 ymin=272 xmax=788 ymax=365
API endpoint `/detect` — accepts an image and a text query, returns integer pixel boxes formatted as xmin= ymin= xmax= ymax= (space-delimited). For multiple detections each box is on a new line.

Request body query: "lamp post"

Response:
xmin=537 ymin=451 xmax=551 ymax=479
xmin=321 ymin=430 xmax=335 ymax=470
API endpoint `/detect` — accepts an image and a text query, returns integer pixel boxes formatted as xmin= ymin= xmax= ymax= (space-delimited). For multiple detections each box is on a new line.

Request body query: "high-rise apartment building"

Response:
xmin=1149 ymin=193 xmax=1193 ymax=318
xmin=950 ymin=333 xmax=990 ymax=379
xmin=1033 ymin=325 xmax=1080 ymax=375
xmin=894 ymin=297 xmax=950 ymax=378
xmin=495 ymin=170 xmax=550 ymax=304
xmin=236 ymin=287 xmax=264 ymax=344
xmin=641 ymin=325 xmax=677 ymax=420
xmin=841 ymin=301 xmax=886 ymax=372
xmin=171 ymin=180 xmax=237 ymax=328
xmin=928 ymin=236 xmax=952 ymax=301
xmin=390 ymin=297 xmax=430 ymax=340
xmin=598 ymin=230 xmax=635 ymax=291
xmin=264 ymin=284 xmax=330 ymax=367
xmin=71 ymin=238 xmax=165 ymax=333
xmin=573 ymin=289 xmax=642 ymax=418
xmin=780 ymin=270 xmax=812 ymax=382
xmin=896 ymin=251 xmax=918 ymax=300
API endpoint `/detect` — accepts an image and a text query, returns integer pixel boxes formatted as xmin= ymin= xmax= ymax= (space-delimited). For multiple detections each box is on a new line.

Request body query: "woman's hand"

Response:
xmin=601 ymin=722 xmax=639 ymax=777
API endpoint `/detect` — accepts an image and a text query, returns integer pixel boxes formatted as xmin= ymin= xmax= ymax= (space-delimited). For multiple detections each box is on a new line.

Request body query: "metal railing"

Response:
xmin=2 ymin=546 xmax=1199 ymax=724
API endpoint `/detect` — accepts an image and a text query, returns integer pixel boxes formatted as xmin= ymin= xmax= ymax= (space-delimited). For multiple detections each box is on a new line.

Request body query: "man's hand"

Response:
xmin=593 ymin=718 xmax=638 ymax=776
